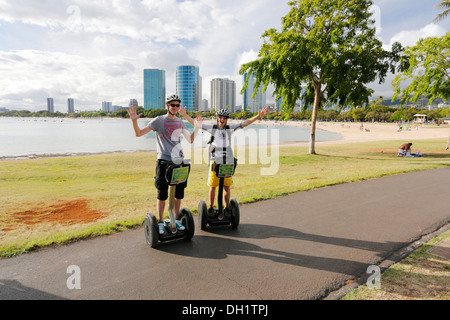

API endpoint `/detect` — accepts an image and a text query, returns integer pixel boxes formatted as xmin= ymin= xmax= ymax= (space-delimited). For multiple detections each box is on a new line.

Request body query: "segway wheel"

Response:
xmin=144 ymin=213 xmax=159 ymax=248
xmin=180 ymin=208 xmax=195 ymax=241
xmin=229 ymin=199 xmax=240 ymax=229
xmin=198 ymin=200 xmax=208 ymax=230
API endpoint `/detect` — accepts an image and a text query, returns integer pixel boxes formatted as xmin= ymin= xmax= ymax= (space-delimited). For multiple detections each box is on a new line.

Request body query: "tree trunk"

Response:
xmin=309 ymin=85 xmax=321 ymax=155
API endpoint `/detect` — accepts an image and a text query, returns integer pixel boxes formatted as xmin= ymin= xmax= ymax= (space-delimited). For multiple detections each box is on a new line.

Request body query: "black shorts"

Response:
xmin=154 ymin=160 xmax=187 ymax=201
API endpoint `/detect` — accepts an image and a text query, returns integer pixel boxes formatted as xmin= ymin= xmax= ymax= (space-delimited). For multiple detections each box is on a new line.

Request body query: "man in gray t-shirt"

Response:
xmin=127 ymin=94 xmax=202 ymax=234
xmin=149 ymin=115 xmax=188 ymax=162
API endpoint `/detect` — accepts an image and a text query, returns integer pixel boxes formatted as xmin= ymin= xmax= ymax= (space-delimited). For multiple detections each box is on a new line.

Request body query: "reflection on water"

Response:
xmin=0 ymin=118 xmax=341 ymax=158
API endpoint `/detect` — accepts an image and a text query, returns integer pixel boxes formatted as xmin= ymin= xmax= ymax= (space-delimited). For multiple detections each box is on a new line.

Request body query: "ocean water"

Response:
xmin=0 ymin=117 xmax=341 ymax=158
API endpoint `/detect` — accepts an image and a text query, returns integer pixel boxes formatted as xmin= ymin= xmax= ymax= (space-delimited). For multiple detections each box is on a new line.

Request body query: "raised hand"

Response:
xmin=179 ymin=106 xmax=187 ymax=116
xmin=194 ymin=114 xmax=203 ymax=129
xmin=127 ymin=105 xmax=142 ymax=120
xmin=258 ymin=106 xmax=269 ymax=118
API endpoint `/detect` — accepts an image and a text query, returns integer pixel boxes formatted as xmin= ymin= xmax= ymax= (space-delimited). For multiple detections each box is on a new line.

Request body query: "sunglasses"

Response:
xmin=169 ymin=103 xmax=181 ymax=108
xmin=218 ymin=116 xmax=229 ymax=119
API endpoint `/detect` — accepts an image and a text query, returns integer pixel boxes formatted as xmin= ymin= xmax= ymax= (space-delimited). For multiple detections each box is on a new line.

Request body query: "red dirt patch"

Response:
xmin=2 ymin=199 xmax=106 ymax=232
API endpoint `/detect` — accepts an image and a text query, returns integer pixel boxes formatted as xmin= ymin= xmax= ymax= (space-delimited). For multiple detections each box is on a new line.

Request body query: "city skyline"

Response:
xmin=44 ymin=70 xmax=258 ymax=113
xmin=0 ymin=0 xmax=448 ymax=112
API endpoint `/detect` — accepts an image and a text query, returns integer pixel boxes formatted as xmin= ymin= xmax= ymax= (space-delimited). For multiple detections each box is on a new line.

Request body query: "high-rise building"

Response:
xmin=201 ymin=99 xmax=209 ymax=112
xmin=243 ymin=72 xmax=266 ymax=113
xmin=102 ymin=101 xmax=112 ymax=112
xmin=144 ymin=69 xmax=166 ymax=110
xmin=176 ymin=65 xmax=201 ymax=111
xmin=129 ymin=99 xmax=138 ymax=107
xmin=211 ymin=78 xmax=236 ymax=113
xmin=275 ymin=97 xmax=283 ymax=111
xmin=112 ymin=105 xmax=122 ymax=113
xmin=47 ymin=98 xmax=54 ymax=113
xmin=68 ymin=98 xmax=75 ymax=113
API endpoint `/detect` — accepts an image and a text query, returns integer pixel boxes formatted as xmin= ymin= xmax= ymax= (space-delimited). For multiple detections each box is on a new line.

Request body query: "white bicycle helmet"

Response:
xmin=166 ymin=94 xmax=181 ymax=104
xmin=216 ymin=108 xmax=230 ymax=118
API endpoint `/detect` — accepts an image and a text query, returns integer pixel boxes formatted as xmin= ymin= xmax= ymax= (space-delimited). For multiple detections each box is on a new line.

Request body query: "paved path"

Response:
xmin=1 ymin=168 xmax=449 ymax=300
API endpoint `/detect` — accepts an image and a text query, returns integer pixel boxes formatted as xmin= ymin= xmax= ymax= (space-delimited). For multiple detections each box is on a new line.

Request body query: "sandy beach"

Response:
xmin=257 ymin=120 xmax=450 ymax=147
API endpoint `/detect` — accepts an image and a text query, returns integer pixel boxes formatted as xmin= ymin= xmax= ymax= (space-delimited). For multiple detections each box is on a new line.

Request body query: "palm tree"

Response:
xmin=433 ymin=0 xmax=450 ymax=22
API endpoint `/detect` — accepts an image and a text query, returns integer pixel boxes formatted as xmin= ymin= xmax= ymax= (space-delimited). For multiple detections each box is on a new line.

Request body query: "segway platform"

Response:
xmin=198 ymin=163 xmax=240 ymax=230
xmin=144 ymin=162 xmax=195 ymax=248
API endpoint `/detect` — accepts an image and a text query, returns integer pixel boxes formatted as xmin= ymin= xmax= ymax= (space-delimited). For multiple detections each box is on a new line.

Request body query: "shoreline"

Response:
xmin=265 ymin=120 xmax=450 ymax=147
xmin=0 ymin=150 xmax=151 ymax=161
xmin=2 ymin=120 xmax=449 ymax=161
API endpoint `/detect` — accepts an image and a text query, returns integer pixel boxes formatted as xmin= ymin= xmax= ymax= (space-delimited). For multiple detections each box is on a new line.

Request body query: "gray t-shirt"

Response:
xmin=149 ymin=116 xmax=188 ymax=161
xmin=202 ymin=123 xmax=242 ymax=164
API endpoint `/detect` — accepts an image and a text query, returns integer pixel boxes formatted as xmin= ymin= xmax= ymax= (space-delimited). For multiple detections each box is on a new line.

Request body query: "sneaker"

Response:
xmin=175 ymin=219 xmax=185 ymax=231
xmin=158 ymin=222 xmax=165 ymax=235
xmin=208 ymin=207 xmax=216 ymax=219
xmin=224 ymin=207 xmax=231 ymax=219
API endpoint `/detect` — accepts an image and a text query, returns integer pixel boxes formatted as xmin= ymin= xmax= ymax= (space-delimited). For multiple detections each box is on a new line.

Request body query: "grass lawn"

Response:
xmin=1 ymin=138 xmax=449 ymax=257
xmin=342 ymin=229 xmax=450 ymax=300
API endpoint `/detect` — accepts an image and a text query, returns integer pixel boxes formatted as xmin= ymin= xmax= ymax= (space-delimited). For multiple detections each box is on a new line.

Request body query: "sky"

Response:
xmin=0 ymin=0 xmax=448 ymax=112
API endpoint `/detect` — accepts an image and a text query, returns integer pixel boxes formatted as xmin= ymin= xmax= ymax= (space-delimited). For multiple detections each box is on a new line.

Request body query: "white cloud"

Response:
xmin=0 ymin=0 xmax=215 ymax=110
xmin=385 ymin=23 xmax=447 ymax=49
xmin=1 ymin=0 xmax=447 ymax=110
xmin=236 ymin=49 xmax=259 ymax=71
xmin=0 ymin=49 xmax=142 ymax=110
xmin=0 ymin=0 xmax=290 ymax=110
xmin=0 ymin=0 xmax=215 ymax=42
xmin=372 ymin=23 xmax=448 ymax=100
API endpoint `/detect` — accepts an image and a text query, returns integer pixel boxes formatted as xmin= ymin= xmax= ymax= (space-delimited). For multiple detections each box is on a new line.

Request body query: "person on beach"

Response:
xmin=179 ymin=106 xmax=268 ymax=217
xmin=397 ymin=142 xmax=413 ymax=157
xmin=127 ymin=94 xmax=203 ymax=234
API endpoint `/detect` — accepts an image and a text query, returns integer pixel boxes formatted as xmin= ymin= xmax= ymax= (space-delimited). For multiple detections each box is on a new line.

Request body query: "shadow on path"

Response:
xmin=210 ymin=223 xmax=404 ymax=254
xmin=156 ymin=224 xmax=405 ymax=276
xmin=0 ymin=279 xmax=68 ymax=300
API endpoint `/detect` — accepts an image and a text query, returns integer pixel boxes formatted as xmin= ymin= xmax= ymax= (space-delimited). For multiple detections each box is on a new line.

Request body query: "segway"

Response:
xmin=198 ymin=160 xmax=240 ymax=230
xmin=144 ymin=161 xmax=195 ymax=248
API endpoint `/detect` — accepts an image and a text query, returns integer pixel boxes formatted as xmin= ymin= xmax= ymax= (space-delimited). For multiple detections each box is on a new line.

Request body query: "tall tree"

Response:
xmin=240 ymin=0 xmax=402 ymax=154
xmin=392 ymin=32 xmax=450 ymax=106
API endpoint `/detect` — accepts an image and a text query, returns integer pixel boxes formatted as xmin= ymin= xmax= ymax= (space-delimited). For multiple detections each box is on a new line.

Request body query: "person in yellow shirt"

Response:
xmin=180 ymin=107 xmax=268 ymax=217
